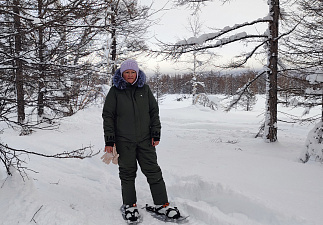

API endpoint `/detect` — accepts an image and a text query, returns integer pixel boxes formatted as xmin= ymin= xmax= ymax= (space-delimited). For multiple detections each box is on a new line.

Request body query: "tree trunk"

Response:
xmin=37 ymin=0 xmax=45 ymax=117
xmin=13 ymin=0 xmax=25 ymax=124
xmin=110 ymin=4 xmax=118 ymax=78
xmin=265 ymin=0 xmax=279 ymax=142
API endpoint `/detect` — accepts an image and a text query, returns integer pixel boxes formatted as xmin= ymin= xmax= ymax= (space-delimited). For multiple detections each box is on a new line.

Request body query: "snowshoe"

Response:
xmin=120 ymin=204 xmax=142 ymax=224
xmin=144 ymin=203 xmax=189 ymax=223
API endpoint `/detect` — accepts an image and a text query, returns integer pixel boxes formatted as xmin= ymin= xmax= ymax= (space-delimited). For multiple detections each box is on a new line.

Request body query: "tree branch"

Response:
xmin=225 ymin=70 xmax=266 ymax=111
xmin=0 ymin=141 xmax=99 ymax=180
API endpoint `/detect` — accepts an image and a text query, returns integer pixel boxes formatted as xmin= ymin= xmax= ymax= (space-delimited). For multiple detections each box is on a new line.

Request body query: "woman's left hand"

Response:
xmin=152 ymin=138 xmax=159 ymax=147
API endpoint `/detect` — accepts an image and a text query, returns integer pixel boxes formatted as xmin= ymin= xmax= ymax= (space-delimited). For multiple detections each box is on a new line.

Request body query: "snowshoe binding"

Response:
xmin=121 ymin=204 xmax=142 ymax=224
xmin=144 ymin=203 xmax=188 ymax=223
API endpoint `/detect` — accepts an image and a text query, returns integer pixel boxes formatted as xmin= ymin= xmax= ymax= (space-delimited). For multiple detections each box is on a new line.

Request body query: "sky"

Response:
xmin=137 ymin=0 xmax=269 ymax=75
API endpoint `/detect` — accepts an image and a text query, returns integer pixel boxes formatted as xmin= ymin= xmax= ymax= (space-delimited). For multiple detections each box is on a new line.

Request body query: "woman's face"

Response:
xmin=122 ymin=69 xmax=137 ymax=84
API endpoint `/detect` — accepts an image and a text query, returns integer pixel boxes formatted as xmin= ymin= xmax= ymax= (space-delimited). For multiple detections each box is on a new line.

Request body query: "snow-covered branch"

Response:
xmin=162 ymin=17 xmax=271 ymax=58
xmin=175 ymin=0 xmax=210 ymax=4
xmin=166 ymin=33 xmax=267 ymax=58
xmin=176 ymin=17 xmax=271 ymax=46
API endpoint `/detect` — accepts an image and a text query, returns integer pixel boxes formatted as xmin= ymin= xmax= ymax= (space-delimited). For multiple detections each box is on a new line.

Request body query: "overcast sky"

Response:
xmin=137 ymin=0 xmax=269 ymax=75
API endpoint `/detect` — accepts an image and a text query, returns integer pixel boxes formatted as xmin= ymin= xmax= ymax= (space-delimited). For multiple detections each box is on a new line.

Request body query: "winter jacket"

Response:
xmin=102 ymin=68 xmax=161 ymax=146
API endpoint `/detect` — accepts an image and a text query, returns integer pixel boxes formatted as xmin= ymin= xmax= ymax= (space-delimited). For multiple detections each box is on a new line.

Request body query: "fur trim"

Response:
xmin=113 ymin=68 xmax=146 ymax=90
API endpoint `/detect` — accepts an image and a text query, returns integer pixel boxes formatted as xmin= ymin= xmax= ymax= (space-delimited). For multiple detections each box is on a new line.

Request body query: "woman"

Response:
xmin=102 ymin=59 xmax=180 ymax=223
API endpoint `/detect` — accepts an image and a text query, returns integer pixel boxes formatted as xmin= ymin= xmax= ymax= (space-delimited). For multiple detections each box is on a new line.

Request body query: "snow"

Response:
xmin=306 ymin=74 xmax=323 ymax=85
xmin=305 ymin=87 xmax=323 ymax=95
xmin=1 ymin=95 xmax=323 ymax=225
xmin=175 ymin=15 xmax=270 ymax=46
xmin=176 ymin=30 xmax=249 ymax=46
xmin=300 ymin=122 xmax=323 ymax=162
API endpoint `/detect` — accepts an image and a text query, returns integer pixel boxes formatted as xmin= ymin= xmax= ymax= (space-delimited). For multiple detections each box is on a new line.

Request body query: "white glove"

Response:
xmin=101 ymin=146 xmax=119 ymax=165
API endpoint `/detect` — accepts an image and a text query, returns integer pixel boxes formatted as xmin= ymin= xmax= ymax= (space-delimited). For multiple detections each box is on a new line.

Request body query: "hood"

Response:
xmin=113 ymin=68 xmax=146 ymax=90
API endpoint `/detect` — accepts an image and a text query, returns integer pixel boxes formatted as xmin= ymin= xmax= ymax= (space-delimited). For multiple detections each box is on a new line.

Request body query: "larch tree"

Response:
xmin=0 ymin=0 xmax=106 ymax=178
xmin=280 ymin=0 xmax=323 ymax=162
xmin=185 ymin=14 xmax=215 ymax=102
xmin=1 ymin=0 xmax=108 ymax=132
xmin=101 ymin=0 xmax=152 ymax=84
xmin=280 ymin=0 xmax=322 ymax=122
xmin=164 ymin=0 xmax=281 ymax=142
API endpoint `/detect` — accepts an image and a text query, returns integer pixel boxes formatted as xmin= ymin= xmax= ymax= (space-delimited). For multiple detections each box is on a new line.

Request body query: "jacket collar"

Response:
xmin=113 ymin=68 xmax=146 ymax=90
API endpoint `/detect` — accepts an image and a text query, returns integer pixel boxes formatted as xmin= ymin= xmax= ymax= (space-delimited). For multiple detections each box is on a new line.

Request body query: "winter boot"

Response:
xmin=155 ymin=203 xmax=181 ymax=219
xmin=124 ymin=204 xmax=140 ymax=223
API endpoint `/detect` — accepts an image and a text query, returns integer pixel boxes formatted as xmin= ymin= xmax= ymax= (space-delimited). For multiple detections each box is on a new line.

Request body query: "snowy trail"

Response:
xmin=1 ymin=95 xmax=322 ymax=225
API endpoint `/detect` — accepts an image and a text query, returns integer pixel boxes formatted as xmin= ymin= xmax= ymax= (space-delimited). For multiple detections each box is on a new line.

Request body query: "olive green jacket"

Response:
xmin=102 ymin=69 xmax=161 ymax=145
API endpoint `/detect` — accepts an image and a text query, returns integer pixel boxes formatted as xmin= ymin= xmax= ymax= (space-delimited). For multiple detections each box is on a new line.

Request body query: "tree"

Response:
xmin=264 ymin=0 xmax=279 ymax=142
xmin=1 ymin=0 xmax=157 ymax=132
xmin=278 ymin=0 xmax=322 ymax=163
xmin=300 ymin=71 xmax=323 ymax=163
xmin=237 ymin=78 xmax=257 ymax=111
xmin=0 ymin=0 xmax=29 ymax=124
xmin=31 ymin=0 xmax=107 ymax=118
xmin=100 ymin=0 xmax=151 ymax=83
xmin=184 ymin=14 xmax=214 ymax=101
xmin=166 ymin=0 xmax=281 ymax=142
xmin=0 ymin=0 xmax=109 ymax=182
xmin=152 ymin=64 xmax=163 ymax=103
xmin=0 ymin=0 xmax=108 ymax=130
xmin=280 ymin=0 xmax=322 ymax=121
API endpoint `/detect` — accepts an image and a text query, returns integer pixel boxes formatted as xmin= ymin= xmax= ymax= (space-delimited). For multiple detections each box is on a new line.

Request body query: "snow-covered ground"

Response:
xmin=1 ymin=94 xmax=322 ymax=225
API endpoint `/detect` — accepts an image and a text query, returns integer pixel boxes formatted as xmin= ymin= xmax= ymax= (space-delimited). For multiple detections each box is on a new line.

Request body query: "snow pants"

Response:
xmin=116 ymin=139 xmax=168 ymax=205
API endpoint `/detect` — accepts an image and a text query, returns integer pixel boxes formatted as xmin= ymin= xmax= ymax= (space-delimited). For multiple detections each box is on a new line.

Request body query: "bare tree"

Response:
xmin=152 ymin=64 xmax=163 ymax=103
xmin=185 ymin=14 xmax=215 ymax=101
xmin=280 ymin=0 xmax=322 ymax=121
xmin=1 ymin=0 xmax=108 ymax=131
xmin=285 ymin=0 xmax=323 ymax=163
xmin=101 ymin=0 xmax=152 ymax=82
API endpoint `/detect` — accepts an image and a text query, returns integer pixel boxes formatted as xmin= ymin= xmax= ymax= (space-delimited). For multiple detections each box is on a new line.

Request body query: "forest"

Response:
xmin=147 ymin=69 xmax=310 ymax=97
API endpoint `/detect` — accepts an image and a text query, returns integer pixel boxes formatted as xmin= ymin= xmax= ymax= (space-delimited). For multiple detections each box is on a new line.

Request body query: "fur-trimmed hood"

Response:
xmin=113 ymin=68 xmax=146 ymax=90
